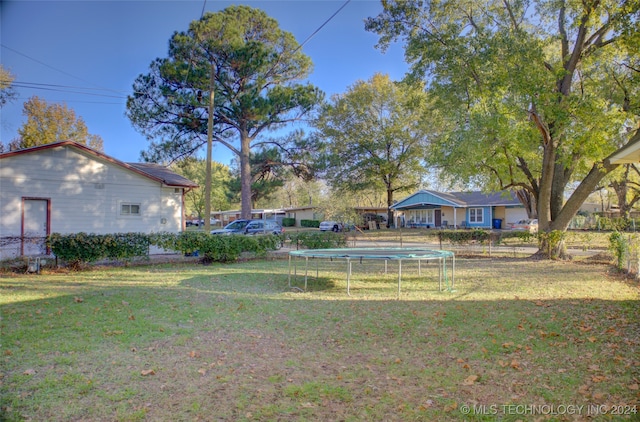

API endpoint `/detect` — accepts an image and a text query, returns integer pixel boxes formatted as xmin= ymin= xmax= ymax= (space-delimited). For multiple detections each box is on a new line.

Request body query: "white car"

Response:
xmin=510 ymin=219 xmax=538 ymax=233
xmin=319 ymin=221 xmax=343 ymax=232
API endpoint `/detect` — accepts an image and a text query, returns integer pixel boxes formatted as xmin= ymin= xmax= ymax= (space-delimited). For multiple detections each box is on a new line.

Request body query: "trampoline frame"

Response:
xmin=287 ymin=247 xmax=455 ymax=298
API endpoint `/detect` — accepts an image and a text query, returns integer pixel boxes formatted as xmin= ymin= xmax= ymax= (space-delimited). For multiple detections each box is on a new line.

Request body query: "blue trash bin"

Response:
xmin=492 ymin=218 xmax=502 ymax=229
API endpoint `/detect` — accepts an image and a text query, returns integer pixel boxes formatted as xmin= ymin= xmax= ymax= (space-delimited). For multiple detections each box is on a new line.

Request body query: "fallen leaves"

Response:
xmin=443 ymin=401 xmax=458 ymax=412
xmin=462 ymin=375 xmax=479 ymax=385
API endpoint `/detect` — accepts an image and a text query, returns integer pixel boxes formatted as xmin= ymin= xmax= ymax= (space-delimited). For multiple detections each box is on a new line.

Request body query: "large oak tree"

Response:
xmin=12 ymin=96 xmax=104 ymax=151
xmin=126 ymin=6 xmax=323 ymax=219
xmin=314 ymin=73 xmax=432 ymax=225
xmin=367 ymin=0 xmax=639 ymax=257
xmin=0 ymin=65 xmax=17 ymax=109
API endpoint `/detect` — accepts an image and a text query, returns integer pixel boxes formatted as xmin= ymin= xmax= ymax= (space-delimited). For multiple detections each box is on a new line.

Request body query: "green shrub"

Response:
xmin=103 ymin=233 xmax=150 ymax=260
xmin=289 ymin=231 xmax=347 ymax=249
xmin=48 ymin=231 xmax=284 ymax=269
xmin=48 ymin=232 xmax=106 ymax=267
xmin=48 ymin=232 xmax=150 ymax=267
xmin=281 ymin=217 xmax=296 ymax=227
xmin=597 ymin=217 xmax=631 ymax=231
xmin=437 ymin=229 xmax=490 ymax=245
xmin=609 ymin=231 xmax=628 ymax=271
xmin=150 ymin=231 xmax=207 ymax=256
xmin=301 ymin=219 xmax=320 ymax=228
xmin=198 ymin=235 xmax=244 ymax=262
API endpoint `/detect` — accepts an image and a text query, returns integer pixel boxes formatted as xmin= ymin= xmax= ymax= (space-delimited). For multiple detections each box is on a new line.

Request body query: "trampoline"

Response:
xmin=288 ymin=247 xmax=455 ymax=298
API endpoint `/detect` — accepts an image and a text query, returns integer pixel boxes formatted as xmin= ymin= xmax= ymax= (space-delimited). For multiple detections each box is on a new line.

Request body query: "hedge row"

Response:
xmin=287 ymin=231 xmax=347 ymax=249
xmin=435 ymin=228 xmax=543 ymax=244
xmin=48 ymin=231 xmax=283 ymax=268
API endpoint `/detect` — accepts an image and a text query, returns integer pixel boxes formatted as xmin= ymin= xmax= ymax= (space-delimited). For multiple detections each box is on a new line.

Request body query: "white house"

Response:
xmin=0 ymin=141 xmax=198 ymax=259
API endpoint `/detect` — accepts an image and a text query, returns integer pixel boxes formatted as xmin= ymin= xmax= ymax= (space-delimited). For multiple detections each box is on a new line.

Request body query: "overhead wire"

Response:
xmin=11 ymin=81 xmax=127 ymax=99
xmin=2 ymin=0 xmax=352 ymax=102
xmin=1 ymin=43 xmax=125 ymax=96
xmin=295 ymin=0 xmax=351 ymax=54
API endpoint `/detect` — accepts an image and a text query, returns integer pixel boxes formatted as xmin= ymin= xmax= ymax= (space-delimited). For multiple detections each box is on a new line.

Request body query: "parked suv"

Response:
xmin=211 ymin=219 xmax=284 ymax=236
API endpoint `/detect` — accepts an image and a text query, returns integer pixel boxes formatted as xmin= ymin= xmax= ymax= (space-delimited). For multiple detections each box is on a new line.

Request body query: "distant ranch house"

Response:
xmin=0 ymin=141 xmax=198 ymax=260
xmin=391 ymin=190 xmax=528 ymax=229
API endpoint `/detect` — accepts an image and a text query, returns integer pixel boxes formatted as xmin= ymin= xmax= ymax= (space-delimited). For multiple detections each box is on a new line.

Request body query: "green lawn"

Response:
xmin=1 ymin=256 xmax=638 ymax=421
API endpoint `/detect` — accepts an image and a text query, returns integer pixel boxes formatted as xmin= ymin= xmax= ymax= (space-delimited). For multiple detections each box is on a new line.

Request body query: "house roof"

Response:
xmin=127 ymin=163 xmax=198 ymax=188
xmin=607 ymin=137 xmax=640 ymax=164
xmin=0 ymin=141 xmax=198 ymax=188
xmin=392 ymin=190 xmax=521 ymax=210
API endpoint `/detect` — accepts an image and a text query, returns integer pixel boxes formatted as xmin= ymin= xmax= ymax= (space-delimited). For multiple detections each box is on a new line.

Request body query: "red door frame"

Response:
xmin=21 ymin=197 xmax=51 ymax=256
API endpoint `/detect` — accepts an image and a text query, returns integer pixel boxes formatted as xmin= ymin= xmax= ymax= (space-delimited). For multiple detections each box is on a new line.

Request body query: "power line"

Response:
xmin=1 ymin=43 xmax=123 ymax=95
xmin=12 ymin=81 xmax=128 ymax=99
xmin=12 ymin=96 xmax=123 ymax=105
xmin=295 ymin=0 xmax=351 ymax=54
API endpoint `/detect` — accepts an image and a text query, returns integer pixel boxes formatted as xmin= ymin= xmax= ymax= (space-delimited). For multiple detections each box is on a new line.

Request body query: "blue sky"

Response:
xmin=1 ymin=0 xmax=408 ymax=165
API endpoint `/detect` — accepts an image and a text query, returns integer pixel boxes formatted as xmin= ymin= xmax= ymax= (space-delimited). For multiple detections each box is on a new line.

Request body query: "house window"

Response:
xmin=469 ymin=208 xmax=483 ymax=223
xmin=121 ymin=203 xmax=141 ymax=216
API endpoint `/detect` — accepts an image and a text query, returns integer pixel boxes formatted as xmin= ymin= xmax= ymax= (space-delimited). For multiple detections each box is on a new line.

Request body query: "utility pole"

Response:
xmin=204 ymin=64 xmax=215 ymax=233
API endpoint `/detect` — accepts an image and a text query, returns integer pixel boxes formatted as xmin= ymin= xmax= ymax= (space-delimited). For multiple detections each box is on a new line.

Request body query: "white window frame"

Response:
xmin=409 ymin=209 xmax=435 ymax=224
xmin=469 ymin=208 xmax=483 ymax=223
xmin=120 ymin=202 xmax=141 ymax=217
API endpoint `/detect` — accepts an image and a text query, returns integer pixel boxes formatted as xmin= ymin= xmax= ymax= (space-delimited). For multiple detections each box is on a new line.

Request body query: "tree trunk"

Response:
xmin=550 ymin=162 xmax=570 ymax=221
xmin=535 ymin=158 xmax=621 ymax=259
xmin=536 ymin=140 xmax=556 ymax=232
xmin=613 ymin=180 xmax=630 ymax=219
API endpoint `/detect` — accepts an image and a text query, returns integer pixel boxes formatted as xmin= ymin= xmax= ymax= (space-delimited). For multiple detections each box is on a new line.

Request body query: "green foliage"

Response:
xmin=288 ymin=231 xmax=347 ymax=249
xmin=172 ymin=158 xmax=232 ymax=219
xmin=503 ymin=230 xmax=537 ymax=243
xmin=0 ymin=64 xmax=17 ymax=108
xmin=437 ymin=229 xmax=490 ymax=245
xmin=14 ymin=96 xmax=104 ymax=151
xmin=538 ymin=230 xmax=568 ymax=259
xmin=126 ymin=5 xmax=324 ymax=217
xmin=609 ymin=231 xmax=629 ymax=271
xmin=49 ymin=231 xmax=283 ymax=269
xmin=150 ymin=231 xmax=207 ymax=256
xmin=314 ymin=73 xmax=428 ymax=209
xmin=102 ymin=233 xmax=150 ymax=260
xmin=281 ymin=217 xmax=296 ymax=227
xmin=366 ymin=0 xmax=639 ymax=241
xmin=48 ymin=233 xmax=108 ymax=268
xmin=198 ymin=235 xmax=245 ymax=263
xmin=596 ymin=216 xmax=636 ymax=231
xmin=300 ymin=219 xmax=320 ymax=228
xmin=48 ymin=232 xmax=150 ymax=268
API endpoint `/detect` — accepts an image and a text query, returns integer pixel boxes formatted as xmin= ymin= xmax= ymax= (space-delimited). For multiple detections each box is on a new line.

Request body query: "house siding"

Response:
xmin=0 ymin=145 xmax=184 ymax=259
xmin=465 ymin=206 xmax=492 ymax=228
xmin=393 ymin=191 xmax=458 ymax=209
xmin=392 ymin=189 xmax=526 ymax=229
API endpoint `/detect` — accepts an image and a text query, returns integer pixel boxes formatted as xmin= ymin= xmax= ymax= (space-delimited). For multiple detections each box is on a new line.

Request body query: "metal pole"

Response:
xmin=204 ymin=64 xmax=215 ymax=232
xmin=347 ymin=259 xmax=352 ymax=296
xmin=397 ymin=259 xmax=402 ymax=299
